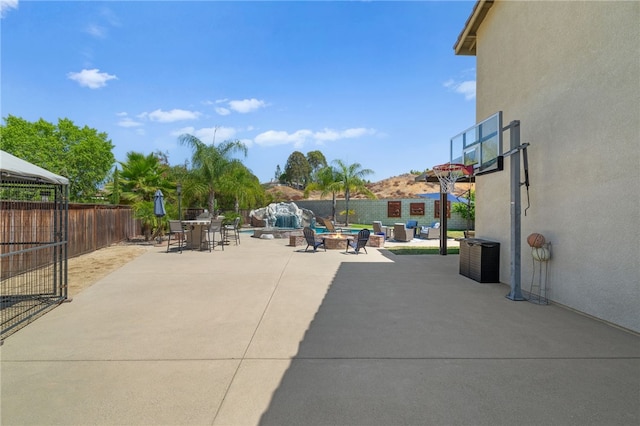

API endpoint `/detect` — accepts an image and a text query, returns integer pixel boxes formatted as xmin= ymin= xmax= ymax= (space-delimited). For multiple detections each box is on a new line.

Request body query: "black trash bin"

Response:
xmin=459 ymin=238 xmax=500 ymax=283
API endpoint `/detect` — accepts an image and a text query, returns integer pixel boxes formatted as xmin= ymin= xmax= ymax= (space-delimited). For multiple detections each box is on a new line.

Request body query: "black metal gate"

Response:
xmin=1 ymin=179 xmax=69 ymax=341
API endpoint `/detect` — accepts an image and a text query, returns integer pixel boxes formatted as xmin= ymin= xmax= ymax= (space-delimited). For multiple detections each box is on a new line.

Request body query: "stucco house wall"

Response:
xmin=459 ymin=1 xmax=639 ymax=331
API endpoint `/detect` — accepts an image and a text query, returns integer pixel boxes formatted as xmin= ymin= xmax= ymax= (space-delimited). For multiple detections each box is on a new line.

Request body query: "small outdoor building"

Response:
xmin=1 ymin=150 xmax=69 ymax=341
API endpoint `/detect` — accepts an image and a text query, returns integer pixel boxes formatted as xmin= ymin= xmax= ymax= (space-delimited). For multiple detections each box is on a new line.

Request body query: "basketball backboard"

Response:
xmin=450 ymin=111 xmax=503 ymax=175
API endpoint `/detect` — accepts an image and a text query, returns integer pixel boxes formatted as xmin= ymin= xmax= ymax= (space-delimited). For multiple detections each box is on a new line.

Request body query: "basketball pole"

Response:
xmin=504 ymin=120 xmax=526 ymax=301
xmin=439 ymin=191 xmax=447 ymax=255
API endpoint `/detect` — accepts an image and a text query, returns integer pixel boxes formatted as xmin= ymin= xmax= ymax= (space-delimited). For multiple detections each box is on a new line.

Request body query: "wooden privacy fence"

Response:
xmin=1 ymin=203 xmax=139 ymax=264
xmin=67 ymin=204 xmax=140 ymax=257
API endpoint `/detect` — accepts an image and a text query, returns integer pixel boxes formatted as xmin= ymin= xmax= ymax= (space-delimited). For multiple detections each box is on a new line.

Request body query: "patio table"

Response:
xmin=182 ymin=219 xmax=211 ymax=250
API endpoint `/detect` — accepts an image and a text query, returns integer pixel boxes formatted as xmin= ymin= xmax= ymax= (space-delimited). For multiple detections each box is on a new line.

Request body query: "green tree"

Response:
xmin=284 ymin=151 xmax=311 ymax=188
xmin=306 ymin=150 xmax=327 ymax=183
xmin=0 ymin=115 xmax=115 ymax=202
xmin=332 ymin=159 xmax=376 ymax=225
xmin=178 ymin=134 xmax=247 ymax=213
xmin=218 ymin=162 xmax=265 ymax=214
xmin=452 ymin=189 xmax=475 ymax=224
xmin=106 ymin=151 xmax=173 ymax=239
xmin=304 ymin=165 xmax=341 ymax=222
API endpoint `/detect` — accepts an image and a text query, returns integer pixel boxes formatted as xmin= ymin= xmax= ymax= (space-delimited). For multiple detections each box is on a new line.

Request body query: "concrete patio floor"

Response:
xmin=1 ymin=234 xmax=638 ymax=425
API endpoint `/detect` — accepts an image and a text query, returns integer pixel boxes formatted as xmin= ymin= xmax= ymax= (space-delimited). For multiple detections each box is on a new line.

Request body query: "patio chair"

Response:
xmin=393 ymin=223 xmax=414 ymax=242
xmin=372 ymin=221 xmax=392 ymax=240
xmin=420 ymin=222 xmax=440 ymax=239
xmin=167 ymin=220 xmax=187 ymax=253
xmin=303 ymin=227 xmax=326 ymax=252
xmin=346 ymin=228 xmax=370 ymax=254
xmin=318 ymin=217 xmax=342 ymax=233
xmin=204 ymin=219 xmax=224 ymax=251
xmin=223 ymin=217 xmax=241 ymax=245
xmin=406 ymin=220 xmax=419 ymax=237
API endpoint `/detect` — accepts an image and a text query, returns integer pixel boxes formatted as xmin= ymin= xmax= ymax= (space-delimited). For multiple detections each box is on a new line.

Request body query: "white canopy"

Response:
xmin=0 ymin=150 xmax=69 ymax=185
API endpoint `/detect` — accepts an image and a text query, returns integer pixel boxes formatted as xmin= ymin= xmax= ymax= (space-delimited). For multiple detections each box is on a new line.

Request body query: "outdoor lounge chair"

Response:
xmin=303 ymin=227 xmax=326 ymax=252
xmin=372 ymin=221 xmax=392 ymax=240
xmin=393 ymin=223 xmax=414 ymax=242
xmin=406 ymin=220 xmax=419 ymax=237
xmin=167 ymin=220 xmax=187 ymax=253
xmin=419 ymin=222 xmax=440 ymax=239
xmin=346 ymin=229 xmax=370 ymax=254
xmin=318 ymin=217 xmax=342 ymax=233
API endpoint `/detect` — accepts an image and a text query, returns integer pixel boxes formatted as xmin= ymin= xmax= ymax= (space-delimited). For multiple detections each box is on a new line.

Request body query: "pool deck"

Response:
xmin=1 ymin=234 xmax=638 ymax=425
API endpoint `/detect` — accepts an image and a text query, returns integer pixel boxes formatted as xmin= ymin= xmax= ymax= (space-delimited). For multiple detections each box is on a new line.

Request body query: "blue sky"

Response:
xmin=1 ymin=0 xmax=477 ymax=183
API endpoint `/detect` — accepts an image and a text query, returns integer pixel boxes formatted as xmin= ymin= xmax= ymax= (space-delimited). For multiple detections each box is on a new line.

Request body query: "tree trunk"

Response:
xmin=331 ymin=193 xmax=337 ymax=223
xmin=208 ymin=190 xmax=216 ymax=214
xmin=345 ymin=190 xmax=350 ymax=225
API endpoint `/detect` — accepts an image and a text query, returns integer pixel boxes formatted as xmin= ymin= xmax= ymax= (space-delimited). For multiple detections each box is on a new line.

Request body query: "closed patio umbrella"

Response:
xmin=154 ymin=190 xmax=166 ymax=243
xmin=154 ymin=190 xmax=166 ymax=217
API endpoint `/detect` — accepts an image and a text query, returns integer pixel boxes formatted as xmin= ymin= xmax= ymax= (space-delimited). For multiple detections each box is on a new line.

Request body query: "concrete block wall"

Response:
xmin=294 ymin=199 xmax=471 ymax=230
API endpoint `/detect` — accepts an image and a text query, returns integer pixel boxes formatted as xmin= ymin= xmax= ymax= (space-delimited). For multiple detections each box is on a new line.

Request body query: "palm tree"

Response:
xmin=304 ymin=166 xmax=341 ymax=223
xmin=116 ymin=152 xmax=167 ymax=203
xmin=109 ymin=151 xmax=172 ymax=239
xmin=218 ymin=161 xmax=264 ymax=214
xmin=178 ymin=134 xmax=247 ymax=213
xmin=332 ymin=159 xmax=376 ymax=225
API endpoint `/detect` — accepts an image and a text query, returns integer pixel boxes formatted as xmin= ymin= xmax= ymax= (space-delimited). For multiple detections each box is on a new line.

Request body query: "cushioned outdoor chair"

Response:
xmin=406 ymin=220 xmax=419 ymax=237
xmin=346 ymin=229 xmax=370 ymax=254
xmin=372 ymin=221 xmax=392 ymax=240
xmin=303 ymin=227 xmax=326 ymax=252
xmin=419 ymin=222 xmax=440 ymax=239
xmin=393 ymin=223 xmax=414 ymax=242
xmin=167 ymin=220 xmax=187 ymax=253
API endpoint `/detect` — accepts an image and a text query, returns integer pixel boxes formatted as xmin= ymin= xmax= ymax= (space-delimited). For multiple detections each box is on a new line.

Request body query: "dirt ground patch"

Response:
xmin=67 ymin=243 xmax=152 ymax=297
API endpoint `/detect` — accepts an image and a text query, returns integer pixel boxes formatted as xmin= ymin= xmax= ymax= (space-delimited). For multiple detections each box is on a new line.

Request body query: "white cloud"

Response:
xmin=239 ymin=138 xmax=253 ymax=148
xmin=211 ymin=98 xmax=267 ymax=115
xmin=99 ymin=7 xmax=120 ymax=27
xmin=313 ymin=129 xmax=340 ymax=142
xmin=85 ymin=23 xmax=107 ymax=38
xmin=171 ymin=126 xmax=195 ymax=137
xmin=228 ymin=98 xmax=266 ymax=113
xmin=456 ymin=80 xmax=476 ymax=100
xmin=1 ymin=0 xmax=18 ymax=18
xmin=117 ymin=117 xmax=143 ymax=128
xmin=255 ymin=127 xmax=376 ymax=148
xmin=141 ymin=109 xmax=201 ymax=123
xmin=67 ymin=68 xmax=117 ymax=89
xmin=313 ymin=127 xmax=375 ymax=142
xmin=255 ymin=130 xmax=313 ymax=148
xmin=171 ymin=126 xmax=237 ymax=143
xmin=444 ymin=78 xmax=476 ymax=100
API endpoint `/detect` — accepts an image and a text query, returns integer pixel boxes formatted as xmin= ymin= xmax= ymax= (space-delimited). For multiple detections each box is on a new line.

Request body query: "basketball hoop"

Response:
xmin=432 ymin=163 xmax=473 ymax=193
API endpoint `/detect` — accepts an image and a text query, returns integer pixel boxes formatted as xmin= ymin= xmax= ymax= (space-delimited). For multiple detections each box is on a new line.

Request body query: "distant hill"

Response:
xmin=265 ymin=174 xmax=471 ymax=201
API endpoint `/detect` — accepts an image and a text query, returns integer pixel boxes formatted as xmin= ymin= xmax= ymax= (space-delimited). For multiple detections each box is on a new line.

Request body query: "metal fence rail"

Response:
xmin=1 ymin=180 xmax=68 ymax=341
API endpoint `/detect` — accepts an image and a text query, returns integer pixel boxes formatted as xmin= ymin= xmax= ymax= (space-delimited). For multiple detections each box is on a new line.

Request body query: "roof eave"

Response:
xmin=453 ymin=0 xmax=494 ymax=56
